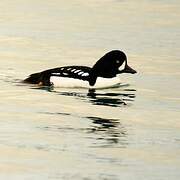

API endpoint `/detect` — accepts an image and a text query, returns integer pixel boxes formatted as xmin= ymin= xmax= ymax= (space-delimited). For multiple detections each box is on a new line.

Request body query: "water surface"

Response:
xmin=0 ymin=0 xmax=180 ymax=179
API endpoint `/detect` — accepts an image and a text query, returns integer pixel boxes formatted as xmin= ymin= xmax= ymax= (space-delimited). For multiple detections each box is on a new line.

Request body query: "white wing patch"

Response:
xmin=52 ymin=72 xmax=61 ymax=75
xmin=78 ymin=71 xmax=84 ymax=75
xmin=62 ymin=72 xmax=68 ymax=75
xmin=81 ymin=73 xmax=89 ymax=77
xmin=74 ymin=70 xmax=81 ymax=73
xmin=71 ymin=69 xmax=76 ymax=72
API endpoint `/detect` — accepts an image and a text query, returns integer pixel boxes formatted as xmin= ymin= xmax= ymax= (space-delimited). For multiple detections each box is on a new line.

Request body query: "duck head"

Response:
xmin=89 ymin=50 xmax=137 ymax=86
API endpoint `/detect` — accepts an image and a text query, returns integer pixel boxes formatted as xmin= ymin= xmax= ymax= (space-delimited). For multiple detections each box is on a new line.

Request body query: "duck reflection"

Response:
xmin=86 ymin=116 xmax=128 ymax=147
xmin=87 ymin=89 xmax=136 ymax=107
xmin=32 ymin=83 xmax=136 ymax=107
xmin=31 ymin=86 xmax=133 ymax=148
xmin=55 ymin=87 xmax=136 ymax=107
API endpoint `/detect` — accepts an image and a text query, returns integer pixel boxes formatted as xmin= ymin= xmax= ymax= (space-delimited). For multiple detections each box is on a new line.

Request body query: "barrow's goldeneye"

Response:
xmin=24 ymin=50 xmax=137 ymax=88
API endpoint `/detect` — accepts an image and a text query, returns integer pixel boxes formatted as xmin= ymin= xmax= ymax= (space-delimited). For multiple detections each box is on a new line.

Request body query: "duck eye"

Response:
xmin=118 ymin=60 xmax=126 ymax=71
xmin=116 ymin=60 xmax=120 ymax=64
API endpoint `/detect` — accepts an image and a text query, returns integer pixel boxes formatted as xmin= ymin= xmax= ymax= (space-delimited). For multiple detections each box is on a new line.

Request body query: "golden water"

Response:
xmin=0 ymin=0 xmax=180 ymax=179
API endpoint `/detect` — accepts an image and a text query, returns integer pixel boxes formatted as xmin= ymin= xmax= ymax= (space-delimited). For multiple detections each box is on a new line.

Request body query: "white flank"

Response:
xmin=50 ymin=76 xmax=121 ymax=89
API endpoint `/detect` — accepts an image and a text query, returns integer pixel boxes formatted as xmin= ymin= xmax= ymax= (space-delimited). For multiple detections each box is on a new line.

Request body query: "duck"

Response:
xmin=24 ymin=50 xmax=137 ymax=89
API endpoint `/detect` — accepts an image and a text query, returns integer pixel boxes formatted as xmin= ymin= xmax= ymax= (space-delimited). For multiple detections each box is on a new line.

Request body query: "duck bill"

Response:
xmin=122 ymin=64 xmax=137 ymax=74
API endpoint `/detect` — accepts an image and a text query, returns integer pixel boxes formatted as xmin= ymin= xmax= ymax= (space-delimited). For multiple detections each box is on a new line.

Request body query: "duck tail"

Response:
xmin=24 ymin=72 xmax=43 ymax=84
xmin=24 ymin=71 xmax=51 ymax=86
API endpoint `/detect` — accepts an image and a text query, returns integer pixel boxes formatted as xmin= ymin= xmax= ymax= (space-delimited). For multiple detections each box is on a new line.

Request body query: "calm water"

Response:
xmin=0 ymin=0 xmax=180 ymax=179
